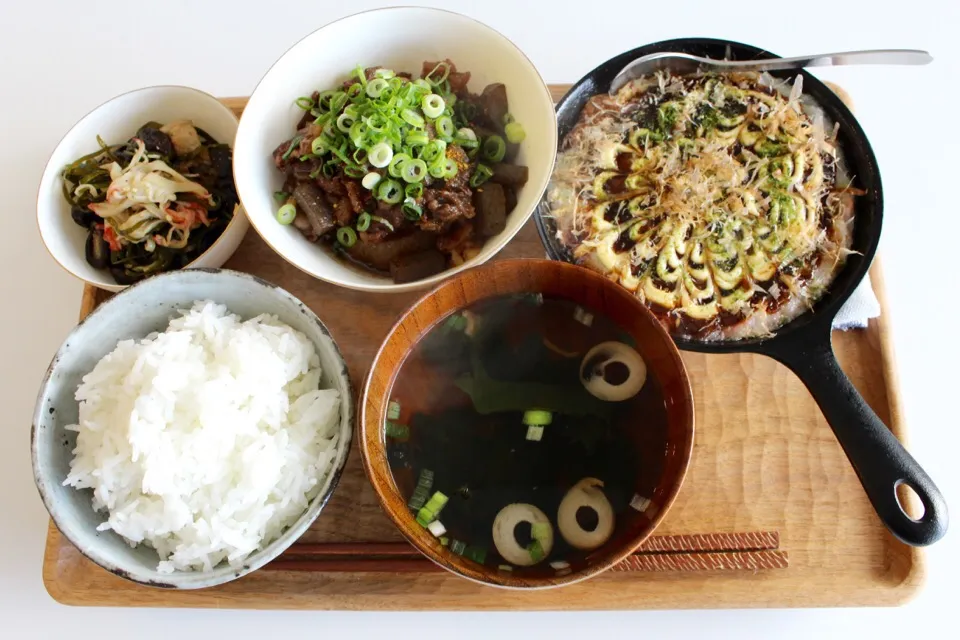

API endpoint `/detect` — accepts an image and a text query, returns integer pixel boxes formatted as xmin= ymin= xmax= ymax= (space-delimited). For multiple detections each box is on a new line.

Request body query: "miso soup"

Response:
xmin=386 ymin=294 xmax=668 ymax=573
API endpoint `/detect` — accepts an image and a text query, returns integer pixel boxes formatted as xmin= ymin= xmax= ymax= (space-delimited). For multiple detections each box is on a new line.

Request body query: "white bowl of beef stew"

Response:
xmin=233 ymin=7 xmax=557 ymax=292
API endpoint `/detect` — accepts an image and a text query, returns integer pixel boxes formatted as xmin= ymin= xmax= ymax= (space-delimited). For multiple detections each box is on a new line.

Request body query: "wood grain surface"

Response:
xmin=40 ymin=86 xmax=923 ymax=610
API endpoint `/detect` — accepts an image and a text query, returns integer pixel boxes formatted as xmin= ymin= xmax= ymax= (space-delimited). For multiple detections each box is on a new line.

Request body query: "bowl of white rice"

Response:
xmin=31 ymin=268 xmax=353 ymax=589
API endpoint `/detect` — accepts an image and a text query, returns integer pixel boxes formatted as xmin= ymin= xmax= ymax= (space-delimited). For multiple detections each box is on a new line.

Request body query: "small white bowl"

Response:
xmin=37 ymin=86 xmax=250 ymax=292
xmin=234 ymin=7 xmax=557 ymax=293
xmin=31 ymin=269 xmax=354 ymax=589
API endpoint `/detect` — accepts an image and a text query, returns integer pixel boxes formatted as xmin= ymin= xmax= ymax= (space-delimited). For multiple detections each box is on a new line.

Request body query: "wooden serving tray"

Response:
xmin=41 ymin=86 xmax=923 ymax=609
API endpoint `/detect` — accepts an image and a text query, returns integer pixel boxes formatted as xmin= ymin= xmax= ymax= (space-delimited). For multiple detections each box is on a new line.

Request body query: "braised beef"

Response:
xmin=390 ymin=250 xmax=447 ymax=283
xmin=346 ymin=230 xmax=437 ymax=271
xmin=292 ymin=183 xmax=336 ymax=237
xmin=490 ymin=163 xmax=528 ymax=186
xmin=344 ymin=179 xmax=367 ymax=214
xmin=474 ymin=182 xmax=507 ymax=237
xmin=423 ymin=183 xmax=475 ymax=230
xmin=480 ymin=83 xmax=509 ymax=131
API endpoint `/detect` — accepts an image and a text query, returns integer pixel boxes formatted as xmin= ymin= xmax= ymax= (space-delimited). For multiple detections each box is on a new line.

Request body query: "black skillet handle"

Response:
xmin=762 ymin=330 xmax=948 ymax=546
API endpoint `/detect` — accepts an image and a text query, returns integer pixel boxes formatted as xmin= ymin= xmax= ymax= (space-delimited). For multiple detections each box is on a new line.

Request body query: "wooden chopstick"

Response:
xmin=267 ymin=531 xmax=787 ymax=573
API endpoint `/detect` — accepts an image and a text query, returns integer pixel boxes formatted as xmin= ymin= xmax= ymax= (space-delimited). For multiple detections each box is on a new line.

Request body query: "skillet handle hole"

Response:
xmin=895 ymin=481 xmax=925 ymax=522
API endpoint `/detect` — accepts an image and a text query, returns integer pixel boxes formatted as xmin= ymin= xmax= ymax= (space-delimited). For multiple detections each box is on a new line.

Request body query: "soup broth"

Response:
xmin=386 ymin=294 xmax=669 ymax=572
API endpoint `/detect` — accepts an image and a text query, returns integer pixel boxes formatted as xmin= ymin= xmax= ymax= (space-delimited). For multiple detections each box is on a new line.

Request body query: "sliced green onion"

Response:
xmin=281 ymin=135 xmax=302 ymax=161
xmin=505 ymin=121 xmax=526 ymax=144
xmin=405 ymin=130 xmax=429 ymax=147
xmin=376 ymin=178 xmax=403 ymax=204
xmin=498 ymin=564 xmax=513 ymax=572
xmin=502 ymin=113 xmax=516 ymax=126
xmin=317 ymin=90 xmax=337 ymax=110
xmin=405 ymin=182 xmax=424 ymax=199
xmin=440 ymin=536 xmax=450 ymax=547
xmin=356 ymin=211 xmax=372 ymax=231
xmin=276 ymin=203 xmax=296 ymax=225
xmin=416 ymin=508 xmax=434 ymax=527
xmin=425 ymin=62 xmax=451 ymax=85
xmin=388 ymin=153 xmax=411 ymax=178
xmin=450 ymin=539 xmax=467 ymax=556
xmin=371 ymin=215 xmax=396 ymax=231
xmin=464 ymin=546 xmax=487 ymax=565
xmin=402 ymin=197 xmax=423 ymax=220
xmin=436 ymin=116 xmax=455 ymax=141
xmin=414 ymin=78 xmax=431 ymax=92
xmin=273 ymin=190 xmax=289 ymax=204
xmin=531 ymin=522 xmax=551 ymax=542
xmin=336 ymin=113 xmax=355 ymax=133
xmin=344 ymin=164 xmax=365 ymax=179
xmin=422 ymin=93 xmax=445 ymax=118
xmin=523 ymin=409 xmax=553 ymax=426
xmin=421 ymin=139 xmax=447 ymax=166
xmin=442 ymin=157 xmax=458 ymax=180
xmin=401 ymin=158 xmax=427 ymax=183
xmin=311 ymin=136 xmax=328 ymax=155
xmin=454 ymin=127 xmax=479 ymax=148
xmin=527 ymin=540 xmax=545 ymax=563
xmin=470 ymin=163 xmax=494 ymax=187
xmin=401 ymin=108 xmax=425 ymax=129
xmin=336 ymin=227 xmax=357 ymax=247
xmin=482 ymin=134 xmax=507 ymax=162
xmin=409 ymin=486 xmax=429 ymax=510
xmin=427 ymin=520 xmax=447 ymax=537
xmin=428 ymin=162 xmax=445 ymax=179
xmin=424 ymin=491 xmax=449 ymax=514
xmin=352 ymin=147 xmax=368 ymax=165
xmin=346 ymin=82 xmax=363 ymax=99
xmin=525 ymin=424 xmax=544 ymax=441
xmin=296 ymin=96 xmax=314 ymax=111
xmin=416 ymin=468 xmax=434 ymax=490
xmin=573 ymin=306 xmax=594 ymax=326
xmin=322 ymin=160 xmax=338 ymax=177
xmin=374 ymin=68 xmax=396 ymax=79
xmin=387 ymin=400 xmax=402 ymax=420
xmin=366 ymin=77 xmax=389 ymax=98
xmin=329 ymin=91 xmax=348 ymax=114
xmin=385 ymin=421 xmax=409 ymax=439
xmin=368 ymin=142 xmax=393 ymax=168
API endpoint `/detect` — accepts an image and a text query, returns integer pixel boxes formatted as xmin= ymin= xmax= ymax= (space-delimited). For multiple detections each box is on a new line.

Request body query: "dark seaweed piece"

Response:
xmin=207 ymin=144 xmax=232 ymax=180
xmin=135 ymin=125 xmax=174 ymax=158
xmin=71 ymin=206 xmax=96 ymax=228
xmin=84 ymin=228 xmax=109 ymax=269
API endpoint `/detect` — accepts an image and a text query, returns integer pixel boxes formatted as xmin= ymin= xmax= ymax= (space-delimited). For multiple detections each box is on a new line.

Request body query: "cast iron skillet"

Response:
xmin=534 ymin=38 xmax=947 ymax=546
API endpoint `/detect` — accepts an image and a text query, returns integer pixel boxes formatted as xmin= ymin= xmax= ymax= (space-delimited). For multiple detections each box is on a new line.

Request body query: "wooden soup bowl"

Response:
xmin=359 ymin=259 xmax=694 ymax=588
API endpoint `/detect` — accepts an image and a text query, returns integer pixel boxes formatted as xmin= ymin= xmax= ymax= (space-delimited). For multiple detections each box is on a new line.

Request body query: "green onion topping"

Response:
xmin=401 ymin=158 xmax=427 ymax=183
xmin=296 ymin=96 xmax=314 ymax=111
xmin=388 ymin=153 xmax=411 ymax=178
xmin=470 ymin=163 xmax=494 ymax=187
xmin=361 ymin=171 xmax=382 ymax=190
xmin=387 ymin=400 xmax=402 ymax=420
xmin=422 ymin=93 xmax=445 ymax=119
xmin=368 ymin=142 xmax=393 ymax=168
xmin=275 ymin=203 xmax=296 ymax=225
xmin=402 ymin=197 xmax=423 ymax=220
xmin=336 ymin=226 xmax=357 ymax=247
xmin=523 ymin=409 xmax=553 ymax=426
xmin=385 ymin=421 xmax=409 ymax=439
xmin=356 ymin=211 xmax=372 ymax=232
xmin=482 ymin=134 xmax=506 ymax=163
xmin=273 ymin=190 xmax=290 ymax=204
xmin=376 ymin=178 xmax=403 ymax=204
xmin=436 ymin=116 xmax=455 ymax=141
xmin=505 ymin=121 xmax=526 ymax=144
xmin=370 ymin=215 xmax=396 ymax=231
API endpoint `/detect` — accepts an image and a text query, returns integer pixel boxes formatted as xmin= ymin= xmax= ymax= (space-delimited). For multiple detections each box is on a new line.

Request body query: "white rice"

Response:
xmin=63 ymin=300 xmax=341 ymax=573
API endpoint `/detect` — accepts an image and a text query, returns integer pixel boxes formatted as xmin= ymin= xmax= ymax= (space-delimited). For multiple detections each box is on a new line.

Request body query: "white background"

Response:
xmin=2 ymin=1 xmax=957 ymax=637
